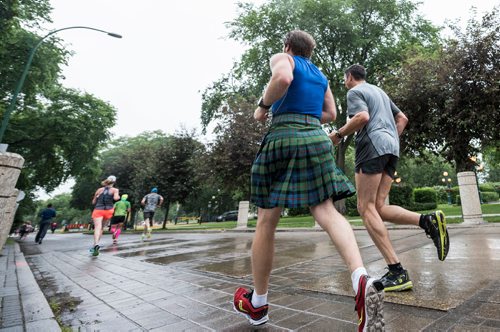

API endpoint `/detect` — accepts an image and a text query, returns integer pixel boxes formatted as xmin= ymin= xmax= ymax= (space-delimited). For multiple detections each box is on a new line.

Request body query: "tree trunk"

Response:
xmin=162 ymin=200 xmax=171 ymax=229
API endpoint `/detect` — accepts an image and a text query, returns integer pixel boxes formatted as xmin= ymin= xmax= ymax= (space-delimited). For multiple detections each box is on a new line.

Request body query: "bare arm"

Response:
xmin=394 ymin=112 xmax=408 ymax=136
xmin=113 ymin=188 xmax=120 ymax=201
xmin=254 ymin=53 xmax=294 ymax=122
xmin=329 ymin=111 xmax=370 ymax=146
xmin=159 ymin=196 xmax=164 ymax=206
xmin=320 ymin=85 xmax=336 ymax=124
xmin=92 ymin=188 xmax=103 ymax=205
xmin=141 ymin=197 xmax=146 ymax=206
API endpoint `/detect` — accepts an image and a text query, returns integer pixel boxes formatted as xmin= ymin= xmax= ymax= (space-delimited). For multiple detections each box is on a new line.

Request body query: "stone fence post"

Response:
xmin=236 ymin=201 xmax=249 ymax=229
xmin=457 ymin=171 xmax=483 ymax=224
xmin=0 ymin=152 xmax=25 ymax=254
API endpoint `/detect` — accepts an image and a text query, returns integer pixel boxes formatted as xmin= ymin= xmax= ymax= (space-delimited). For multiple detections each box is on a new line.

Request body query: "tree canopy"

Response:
xmin=387 ymin=8 xmax=500 ymax=171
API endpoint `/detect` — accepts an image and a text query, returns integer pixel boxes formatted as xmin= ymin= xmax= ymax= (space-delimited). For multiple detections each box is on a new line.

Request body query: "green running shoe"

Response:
xmin=380 ymin=269 xmax=413 ymax=292
xmin=92 ymin=245 xmax=100 ymax=257
xmin=425 ymin=210 xmax=449 ymax=261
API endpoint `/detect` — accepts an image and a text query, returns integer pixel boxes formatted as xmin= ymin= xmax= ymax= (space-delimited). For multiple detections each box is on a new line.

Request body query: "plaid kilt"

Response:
xmin=251 ymin=113 xmax=355 ymax=209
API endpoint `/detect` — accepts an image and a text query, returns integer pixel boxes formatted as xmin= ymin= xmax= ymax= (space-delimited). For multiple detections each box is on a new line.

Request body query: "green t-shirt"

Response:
xmin=114 ymin=200 xmax=131 ymax=216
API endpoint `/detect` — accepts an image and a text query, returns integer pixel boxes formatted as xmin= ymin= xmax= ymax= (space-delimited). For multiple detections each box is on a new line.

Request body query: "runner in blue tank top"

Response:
xmin=233 ymin=30 xmax=384 ymax=331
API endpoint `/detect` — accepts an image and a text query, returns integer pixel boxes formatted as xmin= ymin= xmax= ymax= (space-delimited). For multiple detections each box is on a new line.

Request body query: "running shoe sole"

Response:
xmin=383 ymin=280 xmax=413 ymax=292
xmin=232 ymin=302 xmax=269 ymax=326
xmin=364 ymin=279 xmax=385 ymax=331
xmin=434 ymin=210 xmax=449 ymax=261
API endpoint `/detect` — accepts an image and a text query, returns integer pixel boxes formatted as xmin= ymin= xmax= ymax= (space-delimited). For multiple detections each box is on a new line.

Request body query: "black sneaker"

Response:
xmin=424 ymin=210 xmax=449 ymax=261
xmin=380 ymin=268 xmax=413 ymax=292
xmin=91 ymin=245 xmax=100 ymax=257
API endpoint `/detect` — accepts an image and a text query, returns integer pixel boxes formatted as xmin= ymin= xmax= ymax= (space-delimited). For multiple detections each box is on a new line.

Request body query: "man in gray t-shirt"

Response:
xmin=330 ymin=64 xmax=450 ymax=293
xmin=141 ymin=187 xmax=164 ymax=240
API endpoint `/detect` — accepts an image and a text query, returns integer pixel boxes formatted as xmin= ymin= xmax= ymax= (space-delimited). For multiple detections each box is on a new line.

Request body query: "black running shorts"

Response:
xmin=355 ymin=154 xmax=399 ymax=179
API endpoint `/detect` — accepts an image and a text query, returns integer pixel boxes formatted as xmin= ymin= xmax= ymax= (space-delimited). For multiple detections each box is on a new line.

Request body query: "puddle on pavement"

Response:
xmin=100 ymin=238 xmax=187 ymax=252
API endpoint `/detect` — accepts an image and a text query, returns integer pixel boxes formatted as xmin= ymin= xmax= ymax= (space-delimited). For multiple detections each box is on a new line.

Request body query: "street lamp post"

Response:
xmin=442 ymin=171 xmax=452 ymax=205
xmin=0 ymin=26 xmax=122 ymax=145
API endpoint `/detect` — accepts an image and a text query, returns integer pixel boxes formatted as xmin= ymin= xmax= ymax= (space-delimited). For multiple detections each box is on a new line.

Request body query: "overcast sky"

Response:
xmin=39 ymin=0 xmax=497 ymax=198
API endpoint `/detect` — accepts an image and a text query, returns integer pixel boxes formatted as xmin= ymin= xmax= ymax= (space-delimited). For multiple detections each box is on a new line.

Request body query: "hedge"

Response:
xmin=414 ymin=187 xmax=437 ymax=204
xmin=346 ymin=194 xmax=359 ymax=216
xmin=413 ymin=202 xmax=438 ymax=211
xmin=390 ymin=184 xmax=414 ymax=210
xmin=479 ymin=183 xmax=496 ymax=192
xmin=482 ymin=191 xmax=499 ymax=202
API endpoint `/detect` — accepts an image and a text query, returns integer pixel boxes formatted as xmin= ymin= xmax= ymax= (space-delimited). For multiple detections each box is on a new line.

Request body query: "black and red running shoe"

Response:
xmin=355 ymin=275 xmax=385 ymax=332
xmin=233 ymin=287 xmax=269 ymax=326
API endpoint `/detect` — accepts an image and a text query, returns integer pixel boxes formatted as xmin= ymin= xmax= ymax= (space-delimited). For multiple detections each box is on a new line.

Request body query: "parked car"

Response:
xmin=216 ymin=210 xmax=238 ymax=222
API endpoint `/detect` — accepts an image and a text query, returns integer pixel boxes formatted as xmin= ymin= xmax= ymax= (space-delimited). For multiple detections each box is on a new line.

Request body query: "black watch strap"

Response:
xmin=258 ymin=98 xmax=272 ymax=110
xmin=336 ymin=131 xmax=343 ymax=139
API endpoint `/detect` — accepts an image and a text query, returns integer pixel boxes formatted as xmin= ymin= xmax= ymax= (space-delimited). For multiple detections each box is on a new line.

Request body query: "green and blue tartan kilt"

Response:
xmin=251 ymin=113 xmax=356 ymax=209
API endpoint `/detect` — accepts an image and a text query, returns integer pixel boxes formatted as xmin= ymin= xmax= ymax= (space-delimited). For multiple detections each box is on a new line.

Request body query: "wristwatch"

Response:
xmin=335 ymin=131 xmax=343 ymax=139
xmin=258 ymin=98 xmax=272 ymax=110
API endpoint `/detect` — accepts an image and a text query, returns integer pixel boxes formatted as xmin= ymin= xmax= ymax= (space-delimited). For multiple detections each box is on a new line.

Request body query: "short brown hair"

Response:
xmin=345 ymin=64 xmax=366 ymax=80
xmin=283 ymin=30 xmax=316 ymax=58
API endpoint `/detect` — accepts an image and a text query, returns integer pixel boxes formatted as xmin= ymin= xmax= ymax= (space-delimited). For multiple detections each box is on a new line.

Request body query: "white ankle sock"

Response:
xmin=351 ymin=267 xmax=367 ymax=294
xmin=251 ymin=291 xmax=268 ymax=308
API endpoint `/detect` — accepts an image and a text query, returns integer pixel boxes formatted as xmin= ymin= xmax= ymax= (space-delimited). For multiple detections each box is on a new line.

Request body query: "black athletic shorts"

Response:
xmin=143 ymin=211 xmax=155 ymax=226
xmin=110 ymin=215 xmax=126 ymax=225
xmin=355 ymin=154 xmax=399 ymax=179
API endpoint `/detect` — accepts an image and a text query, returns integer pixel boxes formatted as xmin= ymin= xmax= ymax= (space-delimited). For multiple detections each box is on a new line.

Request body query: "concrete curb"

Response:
xmin=0 ymin=241 xmax=60 ymax=331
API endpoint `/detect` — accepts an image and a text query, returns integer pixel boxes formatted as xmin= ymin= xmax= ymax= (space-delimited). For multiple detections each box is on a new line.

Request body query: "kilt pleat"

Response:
xmin=251 ymin=113 xmax=355 ymax=208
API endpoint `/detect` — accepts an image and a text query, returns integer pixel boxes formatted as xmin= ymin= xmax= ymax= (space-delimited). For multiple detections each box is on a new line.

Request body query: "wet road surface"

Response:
xmin=19 ymin=225 xmax=500 ymax=331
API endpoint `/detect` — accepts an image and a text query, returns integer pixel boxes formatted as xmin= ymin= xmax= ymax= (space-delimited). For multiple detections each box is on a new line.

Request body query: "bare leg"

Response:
xmin=252 ymin=207 xmax=282 ymax=295
xmin=355 ymin=172 xmax=399 ymax=265
xmin=143 ymin=219 xmax=149 ymax=234
xmin=310 ymin=199 xmax=363 ymax=273
xmin=93 ymin=217 xmax=103 ymax=246
xmin=376 ymin=173 xmax=420 ymax=225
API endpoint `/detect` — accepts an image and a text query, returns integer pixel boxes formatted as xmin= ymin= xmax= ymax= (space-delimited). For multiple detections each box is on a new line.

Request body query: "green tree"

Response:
xmin=155 ymin=129 xmax=206 ymax=228
xmin=201 ymin=0 xmax=439 ymax=212
xmin=201 ymin=0 xmax=439 ymax=173
xmin=208 ymin=96 xmax=267 ymax=198
xmin=386 ymin=8 xmax=500 ymax=172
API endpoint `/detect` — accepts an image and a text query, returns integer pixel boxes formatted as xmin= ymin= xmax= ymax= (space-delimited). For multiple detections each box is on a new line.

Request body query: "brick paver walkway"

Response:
xmin=11 ymin=224 xmax=500 ymax=331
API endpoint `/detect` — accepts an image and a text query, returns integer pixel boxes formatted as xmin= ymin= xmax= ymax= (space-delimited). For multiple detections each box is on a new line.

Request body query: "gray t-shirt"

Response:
xmin=347 ymin=82 xmax=401 ymax=167
xmin=143 ymin=193 xmax=161 ymax=212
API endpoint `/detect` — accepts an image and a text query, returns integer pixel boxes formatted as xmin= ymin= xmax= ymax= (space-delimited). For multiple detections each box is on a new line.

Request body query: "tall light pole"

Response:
xmin=442 ymin=171 xmax=452 ymax=205
xmin=0 ymin=26 xmax=122 ymax=145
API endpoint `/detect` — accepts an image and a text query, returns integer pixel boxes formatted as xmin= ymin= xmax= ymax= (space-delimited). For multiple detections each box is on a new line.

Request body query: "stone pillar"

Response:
xmin=457 ymin=171 xmax=483 ymax=224
xmin=236 ymin=201 xmax=249 ymax=229
xmin=0 ymin=152 xmax=25 ymax=253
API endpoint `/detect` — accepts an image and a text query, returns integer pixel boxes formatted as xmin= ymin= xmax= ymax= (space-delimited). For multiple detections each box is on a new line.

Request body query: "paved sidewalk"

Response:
xmin=11 ymin=224 xmax=500 ymax=331
xmin=0 ymin=241 xmax=60 ymax=331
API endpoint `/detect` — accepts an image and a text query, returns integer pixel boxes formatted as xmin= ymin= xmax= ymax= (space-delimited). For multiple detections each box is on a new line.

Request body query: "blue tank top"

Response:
xmin=95 ymin=187 xmax=115 ymax=210
xmin=271 ymin=56 xmax=328 ymax=119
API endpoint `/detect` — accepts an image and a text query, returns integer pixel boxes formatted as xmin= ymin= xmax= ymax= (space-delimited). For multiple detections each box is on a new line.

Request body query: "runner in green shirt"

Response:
xmin=110 ymin=194 xmax=131 ymax=244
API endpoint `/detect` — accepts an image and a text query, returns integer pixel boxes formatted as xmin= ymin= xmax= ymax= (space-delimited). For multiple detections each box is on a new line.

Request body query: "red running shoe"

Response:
xmin=233 ymin=287 xmax=269 ymax=326
xmin=355 ymin=275 xmax=385 ymax=332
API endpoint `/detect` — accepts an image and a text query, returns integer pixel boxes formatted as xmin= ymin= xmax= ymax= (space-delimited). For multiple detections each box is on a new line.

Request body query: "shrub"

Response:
xmin=390 ymin=184 xmax=414 ymax=209
xmin=434 ymin=186 xmax=449 ymax=204
xmin=346 ymin=194 xmax=359 ymax=216
xmin=450 ymin=186 xmax=460 ymax=204
xmin=413 ymin=202 xmax=438 ymax=211
xmin=288 ymin=207 xmax=310 ymax=216
xmin=481 ymin=191 xmax=499 ymax=202
xmin=414 ymin=187 xmax=437 ymax=204
xmin=479 ymin=183 xmax=496 ymax=192
xmin=456 ymin=195 xmax=461 ymax=206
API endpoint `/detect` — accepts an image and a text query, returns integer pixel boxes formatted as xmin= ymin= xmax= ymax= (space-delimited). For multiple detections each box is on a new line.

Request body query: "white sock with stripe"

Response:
xmin=251 ymin=291 xmax=268 ymax=308
xmin=351 ymin=267 xmax=367 ymax=293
